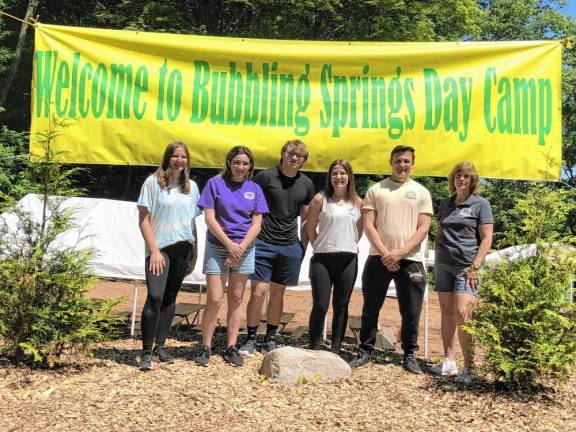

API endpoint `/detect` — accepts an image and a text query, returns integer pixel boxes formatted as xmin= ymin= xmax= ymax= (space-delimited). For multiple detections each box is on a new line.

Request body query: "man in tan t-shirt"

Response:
xmin=350 ymin=145 xmax=433 ymax=373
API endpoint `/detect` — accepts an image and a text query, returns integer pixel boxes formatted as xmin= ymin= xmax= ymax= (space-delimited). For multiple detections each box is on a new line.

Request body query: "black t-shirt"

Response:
xmin=253 ymin=166 xmax=315 ymax=245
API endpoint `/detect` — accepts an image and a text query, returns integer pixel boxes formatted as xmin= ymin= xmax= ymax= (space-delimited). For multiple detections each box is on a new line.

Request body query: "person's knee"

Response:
xmin=144 ymin=291 xmax=164 ymax=311
xmin=248 ymin=287 xmax=267 ymax=305
xmin=206 ymin=292 xmax=224 ymax=309
xmin=456 ymin=306 xmax=471 ymax=323
xmin=312 ymin=301 xmax=329 ymax=316
xmin=269 ymin=288 xmax=285 ymax=302
xmin=227 ymin=291 xmax=244 ymax=308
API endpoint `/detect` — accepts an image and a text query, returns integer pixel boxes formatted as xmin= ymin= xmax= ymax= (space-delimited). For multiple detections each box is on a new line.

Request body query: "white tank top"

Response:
xmin=312 ymin=197 xmax=360 ymax=254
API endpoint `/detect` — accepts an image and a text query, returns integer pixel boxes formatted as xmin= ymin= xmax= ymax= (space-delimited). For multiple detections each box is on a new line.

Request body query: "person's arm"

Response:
xmin=204 ymin=208 xmax=244 ymax=259
xmin=138 ymin=206 xmax=165 ymax=276
xmin=355 ymin=197 xmax=364 ymax=241
xmin=459 ymin=223 xmax=494 ymax=289
xmin=187 ymin=225 xmax=198 ymax=275
xmin=240 ymin=213 xmax=263 ymax=250
xmin=434 ymin=224 xmax=443 ymax=250
xmin=362 ymin=208 xmax=399 ymax=271
xmin=305 ymin=193 xmax=323 ymax=245
xmin=300 ymin=204 xmax=310 ymax=250
xmin=383 ymin=213 xmax=431 ymax=265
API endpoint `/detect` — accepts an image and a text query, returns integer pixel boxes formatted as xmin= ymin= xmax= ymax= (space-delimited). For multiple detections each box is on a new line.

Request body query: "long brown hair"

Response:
xmin=154 ymin=141 xmax=191 ymax=193
xmin=323 ymin=159 xmax=360 ymax=206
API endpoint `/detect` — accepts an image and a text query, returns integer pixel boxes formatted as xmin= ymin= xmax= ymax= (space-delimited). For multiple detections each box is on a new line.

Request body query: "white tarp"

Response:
xmin=486 ymin=243 xmax=576 ymax=263
xmin=4 ymin=194 xmax=438 ymax=295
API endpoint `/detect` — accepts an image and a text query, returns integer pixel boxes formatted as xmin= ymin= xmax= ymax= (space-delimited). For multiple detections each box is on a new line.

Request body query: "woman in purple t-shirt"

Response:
xmin=194 ymin=146 xmax=268 ymax=367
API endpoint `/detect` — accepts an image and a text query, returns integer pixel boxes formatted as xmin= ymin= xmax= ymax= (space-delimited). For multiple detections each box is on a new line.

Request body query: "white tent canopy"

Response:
xmin=4 ymin=194 xmax=438 ymax=355
xmin=5 ymin=194 xmax=437 ymax=293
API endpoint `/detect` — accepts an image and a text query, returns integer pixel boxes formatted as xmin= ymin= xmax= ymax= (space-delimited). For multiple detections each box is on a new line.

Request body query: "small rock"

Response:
xmin=260 ymin=346 xmax=351 ymax=386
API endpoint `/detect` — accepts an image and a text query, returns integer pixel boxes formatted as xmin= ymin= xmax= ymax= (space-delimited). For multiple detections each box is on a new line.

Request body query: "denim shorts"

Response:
xmin=203 ymin=239 xmax=255 ymax=275
xmin=434 ymin=261 xmax=478 ymax=296
xmin=250 ymin=238 xmax=304 ymax=286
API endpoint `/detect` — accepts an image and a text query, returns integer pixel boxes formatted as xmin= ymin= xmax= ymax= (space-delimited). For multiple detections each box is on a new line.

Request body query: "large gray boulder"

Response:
xmin=260 ymin=346 xmax=351 ymax=386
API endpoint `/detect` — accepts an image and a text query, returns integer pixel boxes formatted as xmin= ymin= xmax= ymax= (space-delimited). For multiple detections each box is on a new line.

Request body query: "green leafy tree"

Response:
xmin=0 ymin=117 xmax=121 ymax=367
xmin=465 ymin=184 xmax=576 ymax=391
xmin=0 ymin=125 xmax=34 ymax=200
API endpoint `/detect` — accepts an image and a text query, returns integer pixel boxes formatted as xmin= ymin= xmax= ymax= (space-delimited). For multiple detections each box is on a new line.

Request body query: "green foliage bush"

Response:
xmin=0 ymin=119 xmax=122 ymax=367
xmin=465 ymin=185 xmax=576 ymax=391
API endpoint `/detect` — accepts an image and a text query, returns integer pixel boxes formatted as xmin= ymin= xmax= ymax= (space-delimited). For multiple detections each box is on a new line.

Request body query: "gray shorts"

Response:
xmin=434 ymin=261 xmax=478 ymax=296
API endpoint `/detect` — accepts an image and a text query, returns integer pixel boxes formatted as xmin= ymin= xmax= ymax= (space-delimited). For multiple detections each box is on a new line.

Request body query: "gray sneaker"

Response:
xmin=455 ymin=368 xmax=475 ymax=384
xmin=154 ymin=346 xmax=174 ymax=364
xmin=238 ymin=338 xmax=257 ymax=357
xmin=223 ymin=346 xmax=244 ymax=367
xmin=349 ymin=349 xmax=372 ymax=369
xmin=194 ymin=345 xmax=211 ymax=367
xmin=403 ymin=353 xmax=422 ymax=374
xmin=262 ymin=337 xmax=278 ymax=354
xmin=139 ymin=351 xmax=153 ymax=371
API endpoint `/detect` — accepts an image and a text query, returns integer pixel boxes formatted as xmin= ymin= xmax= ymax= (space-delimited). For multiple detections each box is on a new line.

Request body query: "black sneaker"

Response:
xmin=194 ymin=345 xmax=211 ymax=367
xmin=262 ymin=337 xmax=278 ymax=353
xmin=349 ymin=349 xmax=372 ymax=369
xmin=139 ymin=351 xmax=153 ymax=371
xmin=238 ymin=337 xmax=257 ymax=357
xmin=223 ymin=346 xmax=244 ymax=367
xmin=403 ymin=353 xmax=422 ymax=374
xmin=154 ymin=346 xmax=174 ymax=364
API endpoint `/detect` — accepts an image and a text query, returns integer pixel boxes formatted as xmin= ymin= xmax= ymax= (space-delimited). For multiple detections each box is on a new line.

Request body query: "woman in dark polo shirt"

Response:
xmin=431 ymin=161 xmax=493 ymax=384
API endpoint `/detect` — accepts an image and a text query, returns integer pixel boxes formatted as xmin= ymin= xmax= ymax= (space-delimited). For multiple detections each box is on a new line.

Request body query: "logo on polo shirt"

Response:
xmin=404 ymin=191 xmax=417 ymax=200
xmin=459 ymin=208 xmax=473 ymax=218
xmin=244 ymin=191 xmax=255 ymax=200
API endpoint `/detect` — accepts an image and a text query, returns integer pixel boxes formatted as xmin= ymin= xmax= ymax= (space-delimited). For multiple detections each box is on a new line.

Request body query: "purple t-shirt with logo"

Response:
xmin=198 ymin=175 xmax=269 ymax=246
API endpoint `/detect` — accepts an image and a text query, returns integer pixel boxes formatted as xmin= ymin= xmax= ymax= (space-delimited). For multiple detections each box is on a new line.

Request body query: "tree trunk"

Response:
xmin=0 ymin=0 xmax=39 ymax=107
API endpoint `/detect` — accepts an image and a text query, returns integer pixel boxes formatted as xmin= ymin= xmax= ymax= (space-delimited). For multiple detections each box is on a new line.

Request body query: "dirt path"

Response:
xmin=89 ymin=280 xmax=444 ymax=357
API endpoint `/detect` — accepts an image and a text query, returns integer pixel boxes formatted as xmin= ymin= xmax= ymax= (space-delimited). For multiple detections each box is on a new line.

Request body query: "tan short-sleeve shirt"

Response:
xmin=363 ymin=177 xmax=433 ymax=261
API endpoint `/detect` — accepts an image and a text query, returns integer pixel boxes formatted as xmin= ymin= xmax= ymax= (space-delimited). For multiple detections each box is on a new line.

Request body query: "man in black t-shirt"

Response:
xmin=239 ymin=140 xmax=315 ymax=356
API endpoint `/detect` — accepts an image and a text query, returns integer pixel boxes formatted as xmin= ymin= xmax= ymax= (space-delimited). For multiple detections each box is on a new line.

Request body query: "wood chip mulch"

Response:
xmin=1 ymin=337 xmax=574 ymax=432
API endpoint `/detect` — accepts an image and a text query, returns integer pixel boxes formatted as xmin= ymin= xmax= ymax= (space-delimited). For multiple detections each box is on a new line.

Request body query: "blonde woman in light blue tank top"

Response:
xmin=306 ymin=160 xmax=363 ymax=353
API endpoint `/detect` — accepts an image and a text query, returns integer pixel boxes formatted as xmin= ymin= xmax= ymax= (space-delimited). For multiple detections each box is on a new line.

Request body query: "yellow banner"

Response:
xmin=31 ymin=23 xmax=562 ymax=180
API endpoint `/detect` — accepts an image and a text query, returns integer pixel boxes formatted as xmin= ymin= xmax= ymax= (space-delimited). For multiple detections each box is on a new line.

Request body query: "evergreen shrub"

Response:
xmin=465 ymin=185 xmax=576 ymax=391
xmin=0 ymin=119 xmax=121 ymax=367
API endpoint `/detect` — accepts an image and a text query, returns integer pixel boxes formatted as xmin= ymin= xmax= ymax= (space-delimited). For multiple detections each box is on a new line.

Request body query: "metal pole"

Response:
xmin=422 ymin=242 xmax=429 ymax=359
xmin=131 ymin=280 xmax=138 ymax=337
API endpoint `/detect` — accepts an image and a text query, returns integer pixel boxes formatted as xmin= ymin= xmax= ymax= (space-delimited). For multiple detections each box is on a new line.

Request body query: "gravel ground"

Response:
xmin=1 ymin=336 xmax=574 ymax=432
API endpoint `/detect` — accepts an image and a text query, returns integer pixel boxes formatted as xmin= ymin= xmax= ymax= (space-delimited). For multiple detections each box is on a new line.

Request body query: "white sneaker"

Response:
xmin=455 ymin=368 xmax=475 ymax=384
xmin=429 ymin=358 xmax=459 ymax=376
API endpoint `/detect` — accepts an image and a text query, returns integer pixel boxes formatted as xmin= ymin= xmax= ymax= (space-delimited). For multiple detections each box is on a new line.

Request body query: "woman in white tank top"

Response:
xmin=306 ymin=160 xmax=363 ymax=353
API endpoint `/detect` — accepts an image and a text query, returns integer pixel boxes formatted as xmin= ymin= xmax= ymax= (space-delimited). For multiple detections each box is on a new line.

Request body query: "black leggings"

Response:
xmin=141 ymin=241 xmax=193 ymax=351
xmin=308 ymin=252 xmax=358 ymax=352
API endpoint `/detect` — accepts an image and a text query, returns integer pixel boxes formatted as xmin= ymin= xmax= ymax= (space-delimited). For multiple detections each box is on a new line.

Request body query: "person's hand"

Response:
xmin=385 ymin=262 xmax=400 ymax=272
xmin=459 ymin=267 xmax=480 ymax=290
xmin=227 ymin=242 xmax=245 ymax=260
xmin=380 ymin=255 xmax=400 ymax=271
xmin=148 ymin=250 xmax=166 ymax=276
xmin=225 ymin=254 xmax=239 ymax=268
xmin=381 ymin=249 xmax=402 ymax=271
xmin=382 ymin=248 xmax=403 ymax=265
